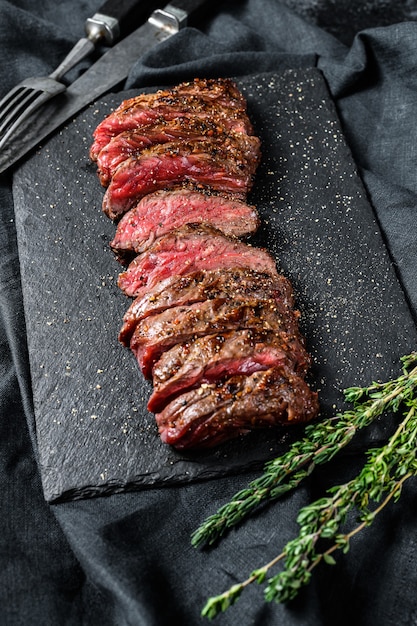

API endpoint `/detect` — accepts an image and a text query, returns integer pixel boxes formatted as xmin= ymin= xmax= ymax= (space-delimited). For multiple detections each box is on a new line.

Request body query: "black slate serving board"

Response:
xmin=12 ymin=68 xmax=417 ymax=502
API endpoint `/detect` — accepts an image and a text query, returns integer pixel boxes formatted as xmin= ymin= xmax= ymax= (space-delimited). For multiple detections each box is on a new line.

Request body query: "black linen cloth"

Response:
xmin=1 ymin=1 xmax=417 ymax=624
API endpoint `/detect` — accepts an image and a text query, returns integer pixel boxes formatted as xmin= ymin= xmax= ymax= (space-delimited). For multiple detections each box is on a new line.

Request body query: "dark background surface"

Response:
xmin=1 ymin=1 xmax=417 ymax=624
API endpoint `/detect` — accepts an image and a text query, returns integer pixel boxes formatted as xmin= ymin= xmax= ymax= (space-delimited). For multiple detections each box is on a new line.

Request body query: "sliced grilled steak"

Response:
xmin=119 ymin=268 xmax=294 ymax=346
xmin=102 ymin=136 xmax=261 ymax=220
xmin=148 ymin=329 xmax=311 ymax=412
xmin=96 ymin=121 xmax=255 ymax=186
xmin=110 ymin=188 xmax=260 ymax=260
xmin=117 ymin=77 xmax=248 ymax=114
xmin=155 ymin=366 xmax=320 ymax=449
xmin=117 ymin=224 xmax=279 ymax=299
xmin=130 ymin=297 xmax=300 ymax=379
xmin=90 ymin=78 xmax=253 ymax=161
xmin=89 ymin=76 xmax=319 ymax=450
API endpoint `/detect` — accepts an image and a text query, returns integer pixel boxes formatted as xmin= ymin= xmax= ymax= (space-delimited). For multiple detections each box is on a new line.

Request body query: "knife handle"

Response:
xmin=85 ymin=0 xmax=165 ymax=44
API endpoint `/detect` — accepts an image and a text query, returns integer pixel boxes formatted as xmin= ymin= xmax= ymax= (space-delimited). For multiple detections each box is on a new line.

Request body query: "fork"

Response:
xmin=0 ymin=0 xmax=160 ymax=151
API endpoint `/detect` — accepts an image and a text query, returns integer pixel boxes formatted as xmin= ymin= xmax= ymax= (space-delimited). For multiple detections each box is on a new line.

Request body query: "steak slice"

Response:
xmin=116 ymin=77 xmax=249 ymax=114
xmin=102 ymin=136 xmax=261 ymax=220
xmin=155 ymin=366 xmax=320 ymax=449
xmin=118 ymin=268 xmax=294 ymax=346
xmin=117 ymin=224 xmax=279 ymax=299
xmin=110 ymin=188 xmax=260 ymax=260
xmin=148 ymin=329 xmax=311 ymax=412
xmin=129 ymin=297 xmax=300 ymax=379
xmin=90 ymin=78 xmax=253 ymax=160
xmin=96 ymin=121 xmax=254 ymax=186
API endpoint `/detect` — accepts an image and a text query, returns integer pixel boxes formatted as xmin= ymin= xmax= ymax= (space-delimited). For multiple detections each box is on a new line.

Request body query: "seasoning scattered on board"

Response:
xmin=90 ymin=77 xmax=319 ymax=449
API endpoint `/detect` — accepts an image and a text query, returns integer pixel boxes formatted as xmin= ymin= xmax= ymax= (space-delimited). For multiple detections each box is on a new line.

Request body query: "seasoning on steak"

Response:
xmin=117 ymin=224 xmax=279 ymax=299
xmin=155 ymin=366 xmax=320 ymax=449
xmin=96 ymin=120 xmax=256 ymax=186
xmin=102 ymin=135 xmax=261 ymax=220
xmin=118 ymin=267 xmax=295 ymax=346
xmin=129 ymin=297 xmax=300 ymax=379
xmin=148 ymin=329 xmax=311 ymax=412
xmin=110 ymin=188 xmax=260 ymax=261
xmin=90 ymin=78 xmax=254 ymax=161
xmin=89 ymin=76 xmax=320 ymax=450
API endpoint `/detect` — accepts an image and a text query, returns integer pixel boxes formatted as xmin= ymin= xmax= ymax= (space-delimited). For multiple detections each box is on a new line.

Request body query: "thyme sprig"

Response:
xmin=191 ymin=352 xmax=417 ymax=549
xmin=192 ymin=352 xmax=417 ymax=619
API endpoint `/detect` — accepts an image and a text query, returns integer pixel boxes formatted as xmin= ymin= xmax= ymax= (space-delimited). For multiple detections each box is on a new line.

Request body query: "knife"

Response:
xmin=84 ymin=0 xmax=167 ymax=43
xmin=0 ymin=0 xmax=168 ymax=153
xmin=0 ymin=0 xmax=211 ymax=175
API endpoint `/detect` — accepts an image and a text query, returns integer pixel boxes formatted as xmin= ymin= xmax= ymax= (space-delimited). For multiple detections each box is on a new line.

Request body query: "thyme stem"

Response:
xmin=196 ymin=353 xmax=417 ymax=619
xmin=192 ymin=354 xmax=417 ymax=549
xmin=314 ymin=471 xmax=412 ymax=571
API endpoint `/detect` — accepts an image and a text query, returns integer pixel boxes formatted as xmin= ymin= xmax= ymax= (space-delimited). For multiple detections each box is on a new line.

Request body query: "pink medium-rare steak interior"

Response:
xmin=110 ymin=188 xmax=260 ymax=260
xmin=96 ymin=121 xmax=257 ymax=186
xmin=102 ymin=136 xmax=261 ymax=220
xmin=90 ymin=76 xmax=319 ymax=449
xmin=117 ymin=224 xmax=279 ymax=299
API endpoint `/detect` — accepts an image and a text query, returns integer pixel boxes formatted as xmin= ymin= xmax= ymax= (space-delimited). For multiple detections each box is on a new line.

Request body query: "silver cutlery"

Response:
xmin=0 ymin=0 xmax=163 ymax=151
xmin=0 ymin=0 xmax=211 ymax=173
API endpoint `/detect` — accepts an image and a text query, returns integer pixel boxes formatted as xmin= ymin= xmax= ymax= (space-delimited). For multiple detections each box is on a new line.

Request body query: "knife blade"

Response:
xmin=0 ymin=0 xmax=211 ymax=175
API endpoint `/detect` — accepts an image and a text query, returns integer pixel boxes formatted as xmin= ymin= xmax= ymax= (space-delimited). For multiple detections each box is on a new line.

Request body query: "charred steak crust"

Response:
xmin=129 ymin=297 xmax=301 ymax=379
xmin=148 ymin=329 xmax=311 ymax=412
xmin=155 ymin=366 xmax=320 ymax=449
xmin=118 ymin=268 xmax=295 ymax=346
xmin=90 ymin=78 xmax=254 ymax=161
xmin=90 ymin=76 xmax=319 ymax=450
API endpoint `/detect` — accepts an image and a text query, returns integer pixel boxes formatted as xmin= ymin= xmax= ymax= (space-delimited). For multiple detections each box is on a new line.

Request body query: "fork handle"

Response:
xmin=86 ymin=0 xmax=166 ymax=44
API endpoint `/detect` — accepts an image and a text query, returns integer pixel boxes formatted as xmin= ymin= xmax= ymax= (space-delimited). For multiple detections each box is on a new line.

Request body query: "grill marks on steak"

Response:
xmin=130 ymin=297 xmax=300 ymax=379
xmin=110 ymin=189 xmax=260 ymax=261
xmin=90 ymin=77 xmax=319 ymax=449
xmin=155 ymin=365 xmax=320 ymax=449
xmin=148 ymin=329 xmax=311 ymax=412
xmin=90 ymin=78 xmax=253 ymax=161
xmin=102 ymin=136 xmax=261 ymax=220
xmin=118 ymin=267 xmax=295 ymax=346
xmin=117 ymin=224 xmax=279 ymax=299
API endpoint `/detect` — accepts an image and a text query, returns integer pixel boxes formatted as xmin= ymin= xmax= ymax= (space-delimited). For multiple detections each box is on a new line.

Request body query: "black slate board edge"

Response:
xmin=12 ymin=67 xmax=417 ymax=503
xmin=49 ymin=456 xmax=273 ymax=503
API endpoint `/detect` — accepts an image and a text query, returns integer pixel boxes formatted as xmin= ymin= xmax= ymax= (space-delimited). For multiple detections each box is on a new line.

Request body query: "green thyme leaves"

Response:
xmin=194 ymin=352 xmax=417 ymax=619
